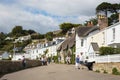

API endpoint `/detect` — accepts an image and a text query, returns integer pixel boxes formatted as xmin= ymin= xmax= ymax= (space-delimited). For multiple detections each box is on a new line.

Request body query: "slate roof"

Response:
xmin=76 ymin=26 xmax=99 ymax=37
xmin=91 ymin=42 xmax=99 ymax=51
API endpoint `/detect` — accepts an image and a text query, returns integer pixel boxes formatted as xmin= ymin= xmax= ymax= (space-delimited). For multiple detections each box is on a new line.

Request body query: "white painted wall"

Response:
xmin=75 ymin=22 xmax=120 ymax=60
xmin=29 ymin=41 xmax=63 ymax=59
xmin=76 ymin=34 xmax=87 ymax=57
xmin=106 ymin=23 xmax=120 ymax=46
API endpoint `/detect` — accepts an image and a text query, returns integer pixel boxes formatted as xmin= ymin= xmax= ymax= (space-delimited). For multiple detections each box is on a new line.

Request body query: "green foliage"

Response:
xmin=96 ymin=2 xmax=120 ymax=16
xmin=99 ymin=47 xmax=120 ymax=55
xmin=112 ymin=67 xmax=120 ymax=75
xmin=96 ymin=2 xmax=112 ymax=16
xmin=27 ymin=30 xmax=36 ymax=34
xmin=96 ymin=2 xmax=120 ymax=25
xmin=45 ymin=32 xmax=53 ymax=41
xmin=11 ymin=26 xmax=23 ymax=37
xmin=108 ymin=13 xmax=119 ymax=26
xmin=10 ymin=26 xmax=37 ymax=38
xmin=71 ymin=54 xmax=75 ymax=64
xmin=99 ymin=47 xmax=114 ymax=55
xmin=71 ymin=46 xmax=75 ymax=64
xmin=53 ymin=56 xmax=58 ymax=63
xmin=0 ymin=32 xmax=7 ymax=48
xmin=31 ymin=33 xmax=44 ymax=39
xmin=110 ymin=3 xmax=120 ymax=13
xmin=59 ymin=23 xmax=81 ymax=34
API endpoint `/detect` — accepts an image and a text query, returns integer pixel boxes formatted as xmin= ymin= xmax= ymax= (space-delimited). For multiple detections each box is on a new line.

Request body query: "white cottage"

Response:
xmin=75 ymin=13 xmax=120 ymax=60
xmin=24 ymin=38 xmax=64 ymax=60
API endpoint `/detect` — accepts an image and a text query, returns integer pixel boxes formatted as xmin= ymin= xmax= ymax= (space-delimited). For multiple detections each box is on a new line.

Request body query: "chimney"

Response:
xmin=87 ymin=21 xmax=93 ymax=27
xmin=97 ymin=14 xmax=108 ymax=30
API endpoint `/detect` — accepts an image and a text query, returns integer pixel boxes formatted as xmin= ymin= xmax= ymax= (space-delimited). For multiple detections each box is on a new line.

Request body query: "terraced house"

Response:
xmin=24 ymin=37 xmax=65 ymax=60
xmin=76 ymin=13 xmax=120 ymax=62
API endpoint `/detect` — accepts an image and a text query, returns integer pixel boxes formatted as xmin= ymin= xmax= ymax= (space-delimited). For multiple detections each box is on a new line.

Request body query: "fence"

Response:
xmin=89 ymin=54 xmax=120 ymax=63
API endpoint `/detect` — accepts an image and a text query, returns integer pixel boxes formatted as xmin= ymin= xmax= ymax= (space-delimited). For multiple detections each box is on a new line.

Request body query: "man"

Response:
xmin=75 ymin=55 xmax=80 ymax=69
xmin=22 ymin=56 xmax=26 ymax=68
xmin=80 ymin=52 xmax=85 ymax=69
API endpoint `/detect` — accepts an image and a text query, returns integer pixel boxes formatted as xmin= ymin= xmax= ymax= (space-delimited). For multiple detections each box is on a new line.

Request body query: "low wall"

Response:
xmin=93 ymin=62 xmax=120 ymax=74
xmin=0 ymin=60 xmax=42 ymax=74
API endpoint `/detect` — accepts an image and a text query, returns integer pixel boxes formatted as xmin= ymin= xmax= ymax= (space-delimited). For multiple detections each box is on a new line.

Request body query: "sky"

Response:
xmin=0 ymin=0 xmax=119 ymax=34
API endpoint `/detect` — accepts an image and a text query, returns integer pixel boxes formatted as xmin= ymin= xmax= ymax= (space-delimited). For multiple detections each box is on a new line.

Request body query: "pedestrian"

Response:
xmin=41 ymin=57 xmax=44 ymax=65
xmin=48 ymin=57 xmax=51 ymax=64
xmin=75 ymin=55 xmax=80 ymax=69
xmin=22 ymin=56 xmax=26 ymax=68
xmin=80 ymin=52 xmax=85 ymax=69
xmin=66 ymin=56 xmax=69 ymax=64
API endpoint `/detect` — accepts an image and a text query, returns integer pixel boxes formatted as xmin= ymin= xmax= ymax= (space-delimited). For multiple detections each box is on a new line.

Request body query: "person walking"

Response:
xmin=22 ymin=56 xmax=26 ymax=68
xmin=75 ymin=55 xmax=80 ymax=69
xmin=80 ymin=52 xmax=85 ymax=69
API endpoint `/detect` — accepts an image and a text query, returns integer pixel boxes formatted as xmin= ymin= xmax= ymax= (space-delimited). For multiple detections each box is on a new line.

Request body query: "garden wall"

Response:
xmin=93 ymin=62 xmax=120 ymax=74
xmin=0 ymin=60 xmax=42 ymax=74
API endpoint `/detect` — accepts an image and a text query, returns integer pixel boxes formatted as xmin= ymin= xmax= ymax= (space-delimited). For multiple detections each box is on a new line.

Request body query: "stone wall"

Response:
xmin=93 ymin=62 xmax=120 ymax=74
xmin=0 ymin=60 xmax=42 ymax=74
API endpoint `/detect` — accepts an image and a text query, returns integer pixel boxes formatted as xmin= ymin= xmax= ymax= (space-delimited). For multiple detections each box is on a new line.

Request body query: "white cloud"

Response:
xmin=0 ymin=0 xmax=119 ymax=33
xmin=0 ymin=4 xmax=58 ymax=33
xmin=19 ymin=0 xmax=120 ymax=16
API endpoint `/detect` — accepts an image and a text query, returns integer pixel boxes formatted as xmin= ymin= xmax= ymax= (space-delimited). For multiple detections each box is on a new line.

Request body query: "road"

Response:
xmin=1 ymin=63 xmax=120 ymax=80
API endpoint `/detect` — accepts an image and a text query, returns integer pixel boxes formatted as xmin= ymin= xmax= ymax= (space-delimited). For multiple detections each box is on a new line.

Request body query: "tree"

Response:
xmin=45 ymin=32 xmax=53 ymax=41
xmin=96 ymin=2 xmax=112 ymax=16
xmin=108 ymin=13 xmax=119 ymax=25
xmin=110 ymin=3 xmax=120 ymax=14
xmin=31 ymin=33 xmax=44 ymax=39
xmin=96 ymin=2 xmax=120 ymax=25
xmin=11 ymin=26 xmax=23 ymax=37
xmin=27 ymin=29 xmax=36 ymax=34
xmin=59 ymin=23 xmax=81 ymax=34
xmin=0 ymin=32 xmax=6 ymax=48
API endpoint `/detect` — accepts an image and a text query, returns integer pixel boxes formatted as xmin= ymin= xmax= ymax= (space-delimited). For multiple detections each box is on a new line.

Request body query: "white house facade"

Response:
xmin=24 ymin=37 xmax=64 ymax=60
xmin=75 ymin=13 xmax=120 ymax=61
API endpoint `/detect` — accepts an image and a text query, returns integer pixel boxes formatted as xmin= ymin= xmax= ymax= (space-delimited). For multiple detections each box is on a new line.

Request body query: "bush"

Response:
xmin=112 ymin=67 xmax=120 ymax=75
xmin=99 ymin=47 xmax=114 ymax=55
xmin=53 ymin=56 xmax=58 ymax=63
xmin=99 ymin=47 xmax=120 ymax=55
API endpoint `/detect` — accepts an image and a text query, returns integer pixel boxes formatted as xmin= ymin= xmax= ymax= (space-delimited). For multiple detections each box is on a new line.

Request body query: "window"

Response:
xmin=102 ymin=32 xmax=105 ymax=44
xmin=112 ymin=28 xmax=115 ymax=41
xmin=81 ymin=39 xmax=84 ymax=47
xmin=36 ymin=50 xmax=38 ymax=53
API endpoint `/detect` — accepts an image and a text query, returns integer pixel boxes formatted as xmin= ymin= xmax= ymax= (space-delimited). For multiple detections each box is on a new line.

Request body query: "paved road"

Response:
xmin=1 ymin=63 xmax=120 ymax=80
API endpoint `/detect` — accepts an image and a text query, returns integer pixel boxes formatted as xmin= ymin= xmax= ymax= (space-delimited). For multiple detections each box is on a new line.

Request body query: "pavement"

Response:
xmin=0 ymin=63 xmax=120 ymax=80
